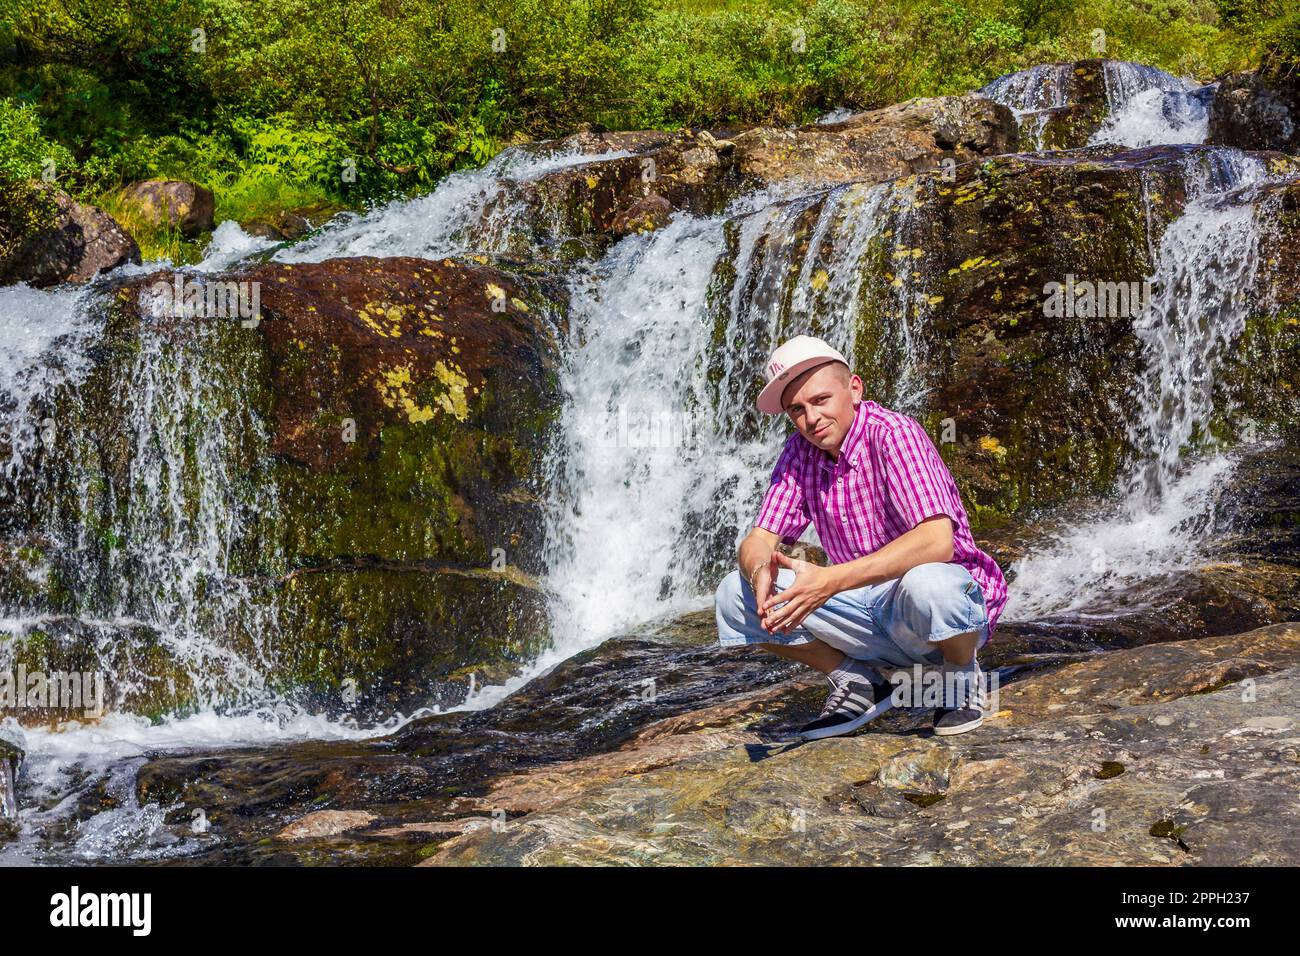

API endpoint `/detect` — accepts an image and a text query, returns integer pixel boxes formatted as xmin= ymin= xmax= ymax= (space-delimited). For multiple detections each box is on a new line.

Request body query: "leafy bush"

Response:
xmin=0 ymin=0 xmax=1292 ymax=238
xmin=0 ymin=98 xmax=76 ymax=264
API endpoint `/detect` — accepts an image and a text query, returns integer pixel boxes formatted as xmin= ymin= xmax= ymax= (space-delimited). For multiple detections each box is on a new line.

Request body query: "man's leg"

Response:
xmin=758 ymin=638 xmax=844 ymax=675
xmin=714 ymin=567 xmax=909 ymax=739
xmin=938 ymin=628 xmax=980 ymax=666
xmin=881 ymin=562 xmax=990 ymax=735
xmin=714 ymin=567 xmax=905 ymax=674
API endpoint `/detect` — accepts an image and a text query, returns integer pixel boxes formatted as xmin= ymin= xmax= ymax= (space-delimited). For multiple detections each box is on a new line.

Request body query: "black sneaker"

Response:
xmin=797 ymin=678 xmax=896 ymax=741
xmin=933 ymin=666 xmax=986 ymax=736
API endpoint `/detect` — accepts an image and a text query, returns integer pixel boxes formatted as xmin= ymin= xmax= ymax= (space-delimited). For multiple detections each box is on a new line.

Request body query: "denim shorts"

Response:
xmin=714 ymin=561 xmax=989 ymax=669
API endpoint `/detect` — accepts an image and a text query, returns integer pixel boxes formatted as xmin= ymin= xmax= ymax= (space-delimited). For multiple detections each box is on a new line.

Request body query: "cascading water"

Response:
xmin=980 ymin=61 xmax=1213 ymax=150
xmin=447 ymin=176 xmax=944 ymax=711
xmin=510 ymin=177 xmax=942 ymax=695
xmin=979 ymin=63 xmax=1074 ymax=149
xmin=1089 ymin=61 xmax=1213 ymax=148
xmin=277 ymin=145 xmax=633 ymax=264
xmin=1003 ymin=149 xmax=1272 ymax=620
xmin=0 ymin=146 xmax=659 ymax=861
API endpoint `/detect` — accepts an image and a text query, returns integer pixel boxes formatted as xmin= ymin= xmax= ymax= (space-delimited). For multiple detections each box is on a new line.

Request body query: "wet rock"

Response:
xmin=0 ymin=727 xmax=21 ymax=839
xmin=239 ymin=206 xmax=337 ymax=241
xmin=500 ymin=131 xmax=742 ymax=254
xmin=128 ymin=612 xmax=810 ymax=862
xmin=120 ymin=180 xmax=215 ymax=237
xmin=275 ymin=809 xmax=376 ymax=841
xmin=0 ymin=616 xmax=193 ymax=724
xmin=424 ymin=623 xmax=1300 ymax=866
xmin=0 ymin=187 xmax=140 ymax=287
xmin=117 ymin=608 xmax=1297 ymax=865
xmin=2 ymin=255 xmax=567 ymax=717
xmin=980 ymin=60 xmax=1112 ymax=150
xmin=225 ymin=255 xmax=564 ymax=710
xmin=1208 ymin=71 xmax=1300 ymax=152
xmin=501 ymin=97 xmax=1012 ymax=254
xmin=730 ymin=94 xmax=1016 ymax=186
xmin=611 ymin=193 xmax=674 ymax=236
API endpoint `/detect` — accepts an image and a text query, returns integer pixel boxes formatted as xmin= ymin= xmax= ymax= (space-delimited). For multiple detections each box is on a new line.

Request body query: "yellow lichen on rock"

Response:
xmin=978 ymin=435 xmax=1008 ymax=459
xmin=432 ymin=361 xmax=471 ymax=420
xmin=375 ymin=364 xmax=437 ymax=424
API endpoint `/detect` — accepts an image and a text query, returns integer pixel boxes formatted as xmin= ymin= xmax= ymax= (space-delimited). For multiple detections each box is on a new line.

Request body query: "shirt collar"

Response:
xmin=813 ymin=400 xmax=870 ymax=474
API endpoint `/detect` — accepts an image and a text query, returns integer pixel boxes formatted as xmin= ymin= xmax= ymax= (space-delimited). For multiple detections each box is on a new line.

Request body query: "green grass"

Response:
xmin=95 ymin=188 xmax=204 ymax=265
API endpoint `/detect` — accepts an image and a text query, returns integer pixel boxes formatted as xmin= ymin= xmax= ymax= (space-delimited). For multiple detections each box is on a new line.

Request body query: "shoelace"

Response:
xmin=820 ymin=682 xmax=855 ymax=718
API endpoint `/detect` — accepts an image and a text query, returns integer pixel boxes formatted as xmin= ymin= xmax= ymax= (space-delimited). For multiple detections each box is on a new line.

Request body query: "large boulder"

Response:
xmin=249 ymin=256 xmax=565 ymax=709
xmin=1208 ymin=71 xmax=1300 ymax=152
xmin=118 ymin=617 xmax=1300 ymax=864
xmin=729 ymin=94 xmax=1017 ymax=185
xmin=0 ymin=255 xmax=566 ymax=718
xmin=120 ymin=179 xmax=216 ymax=237
xmin=0 ymin=187 xmax=140 ymax=287
xmin=486 ymin=98 xmax=1015 ymax=257
xmin=424 ymin=624 xmax=1300 ymax=866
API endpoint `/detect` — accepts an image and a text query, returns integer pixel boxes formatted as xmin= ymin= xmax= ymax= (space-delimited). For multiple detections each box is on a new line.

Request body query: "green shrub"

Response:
xmin=0 ymin=0 xmax=1292 ymax=255
xmin=0 ymin=98 xmax=76 ymax=263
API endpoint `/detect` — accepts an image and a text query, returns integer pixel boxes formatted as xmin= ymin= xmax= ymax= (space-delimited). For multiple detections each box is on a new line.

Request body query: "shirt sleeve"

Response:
xmin=880 ymin=417 xmax=963 ymax=532
xmin=754 ymin=438 xmax=811 ymax=544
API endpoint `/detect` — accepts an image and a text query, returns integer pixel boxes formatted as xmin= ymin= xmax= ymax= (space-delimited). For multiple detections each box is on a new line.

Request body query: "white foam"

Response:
xmin=194 ymin=220 xmax=280 ymax=272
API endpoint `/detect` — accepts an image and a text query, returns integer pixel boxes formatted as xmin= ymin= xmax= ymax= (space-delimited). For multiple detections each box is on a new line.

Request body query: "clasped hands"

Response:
xmin=747 ymin=550 xmax=840 ymax=635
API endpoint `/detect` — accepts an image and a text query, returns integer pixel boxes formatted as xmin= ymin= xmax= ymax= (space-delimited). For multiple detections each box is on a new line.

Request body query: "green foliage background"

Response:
xmin=0 ymin=0 xmax=1296 ymax=231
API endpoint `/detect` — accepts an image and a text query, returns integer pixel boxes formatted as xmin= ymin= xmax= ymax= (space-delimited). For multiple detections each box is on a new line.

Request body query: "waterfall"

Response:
xmin=473 ymin=177 xmax=942 ymax=706
xmin=0 ymin=63 xmax=1289 ymax=865
xmin=0 ymin=275 xmax=283 ymax=714
xmin=979 ymin=63 xmax=1074 ymax=149
xmin=1089 ymin=62 xmax=1212 ymax=148
xmin=1003 ymin=149 xmax=1271 ymax=620
xmin=980 ymin=61 xmax=1213 ymax=150
xmin=276 ymin=145 xmax=633 ymax=263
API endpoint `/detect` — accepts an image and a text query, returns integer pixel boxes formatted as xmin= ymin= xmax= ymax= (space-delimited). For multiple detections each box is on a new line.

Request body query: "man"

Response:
xmin=714 ymin=335 xmax=1008 ymax=739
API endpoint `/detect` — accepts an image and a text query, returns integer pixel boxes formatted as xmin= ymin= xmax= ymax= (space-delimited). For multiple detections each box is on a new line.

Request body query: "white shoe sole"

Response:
xmin=797 ymin=696 xmax=895 ymax=741
xmin=933 ymin=713 xmax=984 ymax=736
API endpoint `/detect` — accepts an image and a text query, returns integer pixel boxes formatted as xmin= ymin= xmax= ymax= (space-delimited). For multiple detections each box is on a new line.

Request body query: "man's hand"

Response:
xmin=760 ymin=551 xmax=840 ymax=634
xmin=746 ymin=550 xmax=782 ymax=632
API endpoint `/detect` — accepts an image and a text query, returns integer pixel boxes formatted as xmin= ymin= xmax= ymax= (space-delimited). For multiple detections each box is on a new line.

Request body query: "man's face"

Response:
xmin=781 ymin=361 xmax=864 ymax=457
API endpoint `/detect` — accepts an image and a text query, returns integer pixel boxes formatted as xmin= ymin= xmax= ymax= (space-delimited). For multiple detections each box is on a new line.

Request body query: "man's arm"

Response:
xmin=738 ymin=527 xmax=781 ymax=632
xmin=761 ymin=516 xmax=954 ymax=635
xmin=824 ymin=514 xmax=953 ymax=592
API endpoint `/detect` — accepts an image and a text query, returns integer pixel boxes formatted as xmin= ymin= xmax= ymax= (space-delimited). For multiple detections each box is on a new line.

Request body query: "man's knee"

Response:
xmin=714 ymin=568 xmax=748 ymax=628
xmin=897 ymin=562 xmax=965 ymax=612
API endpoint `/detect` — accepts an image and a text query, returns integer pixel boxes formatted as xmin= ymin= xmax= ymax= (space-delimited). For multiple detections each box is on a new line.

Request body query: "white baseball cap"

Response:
xmin=756 ymin=335 xmax=850 ymax=414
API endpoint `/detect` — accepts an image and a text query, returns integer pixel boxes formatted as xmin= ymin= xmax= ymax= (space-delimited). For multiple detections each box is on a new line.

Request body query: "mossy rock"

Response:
xmin=1 ymin=255 xmax=568 ymax=718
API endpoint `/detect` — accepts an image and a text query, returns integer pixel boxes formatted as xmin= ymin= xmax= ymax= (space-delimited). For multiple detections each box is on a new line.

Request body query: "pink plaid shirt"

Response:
xmin=755 ymin=400 xmax=1009 ymax=635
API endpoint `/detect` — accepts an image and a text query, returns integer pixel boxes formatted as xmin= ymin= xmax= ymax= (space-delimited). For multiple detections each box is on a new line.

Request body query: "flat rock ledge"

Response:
xmin=419 ymin=623 xmax=1300 ymax=866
